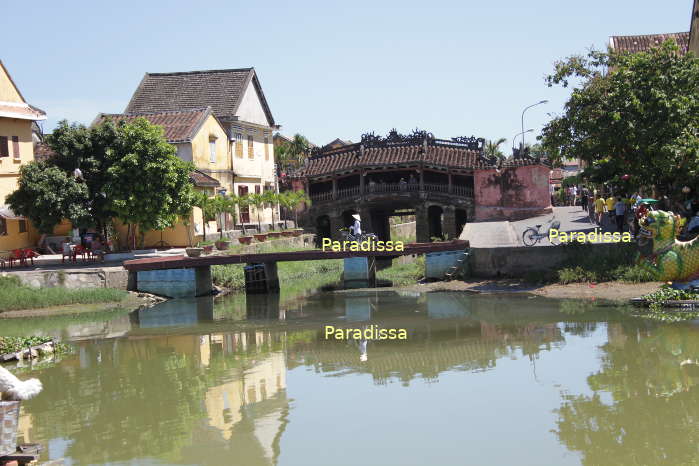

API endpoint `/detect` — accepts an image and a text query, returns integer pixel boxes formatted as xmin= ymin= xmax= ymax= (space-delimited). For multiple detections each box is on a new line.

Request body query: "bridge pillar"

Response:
xmin=135 ymin=266 xmax=212 ymax=298
xmin=343 ymin=257 xmax=376 ymax=288
xmin=425 ymin=249 xmax=469 ymax=280
xmin=443 ymin=206 xmax=457 ymax=240
xmin=244 ymin=262 xmax=280 ymax=294
xmin=415 ymin=206 xmax=430 ymax=243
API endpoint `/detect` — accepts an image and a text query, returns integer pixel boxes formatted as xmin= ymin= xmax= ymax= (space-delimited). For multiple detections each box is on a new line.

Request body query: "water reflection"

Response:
xmin=10 ymin=292 xmax=699 ymax=465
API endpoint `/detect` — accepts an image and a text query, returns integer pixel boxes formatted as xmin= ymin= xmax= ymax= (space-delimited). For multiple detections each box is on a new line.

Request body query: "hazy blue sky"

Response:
xmin=1 ymin=1 xmax=693 ymax=148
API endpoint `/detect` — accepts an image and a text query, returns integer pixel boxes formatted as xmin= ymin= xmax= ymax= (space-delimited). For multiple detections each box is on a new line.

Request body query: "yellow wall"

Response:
xmin=0 ymin=63 xmax=24 ymax=103
xmin=0 ymin=117 xmax=34 ymax=203
xmin=0 ymin=217 xmax=37 ymax=254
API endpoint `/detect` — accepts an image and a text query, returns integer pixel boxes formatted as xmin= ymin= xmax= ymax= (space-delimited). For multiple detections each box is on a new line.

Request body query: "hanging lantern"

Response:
xmin=682 ymin=186 xmax=691 ymax=194
xmin=621 ymin=174 xmax=630 ymax=181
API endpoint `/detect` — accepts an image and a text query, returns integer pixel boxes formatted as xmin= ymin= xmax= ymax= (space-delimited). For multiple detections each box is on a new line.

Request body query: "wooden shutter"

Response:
xmin=0 ymin=136 xmax=8 ymax=157
xmin=248 ymin=135 xmax=254 ymax=159
xmin=255 ymin=185 xmax=260 ymax=194
xmin=264 ymin=137 xmax=269 ymax=160
xmin=11 ymin=136 xmax=20 ymax=158
xmin=236 ymin=133 xmax=243 ymax=158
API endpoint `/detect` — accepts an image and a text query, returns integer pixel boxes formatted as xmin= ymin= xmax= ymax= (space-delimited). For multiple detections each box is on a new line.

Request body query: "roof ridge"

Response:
xmin=146 ymin=68 xmax=254 ymax=76
xmin=611 ymin=31 xmax=689 ymax=38
xmin=122 ymin=107 xmax=211 ymax=116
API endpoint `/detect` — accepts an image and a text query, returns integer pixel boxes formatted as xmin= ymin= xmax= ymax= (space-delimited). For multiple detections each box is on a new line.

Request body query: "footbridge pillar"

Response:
xmin=343 ymin=256 xmax=376 ymax=288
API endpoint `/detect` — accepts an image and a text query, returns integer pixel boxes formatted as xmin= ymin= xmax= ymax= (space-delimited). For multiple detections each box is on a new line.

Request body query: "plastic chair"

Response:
xmin=74 ymin=245 xmax=88 ymax=262
xmin=22 ymin=249 xmax=38 ymax=266
xmin=8 ymin=249 xmax=24 ymax=268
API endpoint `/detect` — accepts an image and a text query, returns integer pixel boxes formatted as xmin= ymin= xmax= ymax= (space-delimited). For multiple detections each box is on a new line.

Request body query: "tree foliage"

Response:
xmin=484 ymin=137 xmax=507 ymax=159
xmin=541 ymin=40 xmax=699 ymax=195
xmin=103 ymin=118 xmax=196 ymax=233
xmin=6 ymin=162 xmax=90 ymax=234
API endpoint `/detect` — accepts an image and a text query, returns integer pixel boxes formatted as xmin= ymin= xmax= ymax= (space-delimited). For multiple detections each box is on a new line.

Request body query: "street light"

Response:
xmin=512 ymin=129 xmax=534 ymax=151
xmin=521 ymin=100 xmax=548 ymax=148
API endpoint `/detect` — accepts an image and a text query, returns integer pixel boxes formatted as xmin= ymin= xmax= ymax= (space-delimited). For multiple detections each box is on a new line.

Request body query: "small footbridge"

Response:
xmin=123 ymin=240 xmax=469 ymax=298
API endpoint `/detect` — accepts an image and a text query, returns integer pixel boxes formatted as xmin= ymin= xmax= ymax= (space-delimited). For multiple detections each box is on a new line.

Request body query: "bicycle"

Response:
xmin=339 ymin=228 xmax=378 ymax=242
xmin=522 ymin=217 xmax=561 ymax=246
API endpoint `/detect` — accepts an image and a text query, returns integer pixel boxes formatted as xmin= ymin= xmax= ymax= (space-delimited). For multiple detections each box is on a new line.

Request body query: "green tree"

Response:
xmin=46 ymin=119 xmax=120 ymax=237
xmin=540 ymin=40 xmax=699 ymax=198
xmin=6 ymin=162 xmax=91 ymax=234
xmin=484 ymin=137 xmax=507 ymax=159
xmin=289 ymin=190 xmax=310 ymax=228
xmin=104 ymin=118 xmax=195 ymax=248
xmin=192 ymin=191 xmax=217 ymax=242
xmin=247 ymin=192 xmax=266 ymax=233
xmin=262 ymin=190 xmax=279 ymax=231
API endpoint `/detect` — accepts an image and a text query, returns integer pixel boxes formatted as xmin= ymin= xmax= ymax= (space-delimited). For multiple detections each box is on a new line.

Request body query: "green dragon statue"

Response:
xmin=637 ymin=210 xmax=699 ymax=282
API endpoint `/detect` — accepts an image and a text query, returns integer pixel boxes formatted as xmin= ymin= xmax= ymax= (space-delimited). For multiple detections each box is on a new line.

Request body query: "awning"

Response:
xmin=0 ymin=205 xmax=25 ymax=220
xmin=190 ymin=170 xmax=221 ymax=188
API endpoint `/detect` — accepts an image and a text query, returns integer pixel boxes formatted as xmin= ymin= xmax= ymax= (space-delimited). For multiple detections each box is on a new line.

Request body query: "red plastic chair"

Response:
xmin=8 ymin=249 xmax=24 ymax=268
xmin=74 ymin=245 xmax=88 ymax=262
xmin=22 ymin=249 xmax=38 ymax=266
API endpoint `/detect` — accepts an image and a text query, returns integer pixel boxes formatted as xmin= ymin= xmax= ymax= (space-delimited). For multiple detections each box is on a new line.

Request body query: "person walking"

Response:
xmin=606 ymin=194 xmax=616 ymax=228
xmin=614 ymin=197 xmax=627 ymax=233
xmin=581 ymin=189 xmax=589 ymax=213
xmin=594 ymin=195 xmax=605 ymax=225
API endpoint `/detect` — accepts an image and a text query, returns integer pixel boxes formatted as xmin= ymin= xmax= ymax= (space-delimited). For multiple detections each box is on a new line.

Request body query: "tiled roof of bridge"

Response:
xmin=609 ymin=32 xmax=689 ymax=54
xmin=302 ymin=143 xmax=483 ymax=177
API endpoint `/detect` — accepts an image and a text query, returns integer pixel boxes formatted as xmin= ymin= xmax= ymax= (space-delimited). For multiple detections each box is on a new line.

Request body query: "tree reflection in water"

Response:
xmin=554 ymin=322 xmax=699 ymax=465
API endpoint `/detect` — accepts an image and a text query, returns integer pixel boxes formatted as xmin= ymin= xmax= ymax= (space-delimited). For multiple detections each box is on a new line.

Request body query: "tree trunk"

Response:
xmin=126 ymin=224 xmax=131 ymax=251
xmin=257 ymin=206 xmax=262 ymax=233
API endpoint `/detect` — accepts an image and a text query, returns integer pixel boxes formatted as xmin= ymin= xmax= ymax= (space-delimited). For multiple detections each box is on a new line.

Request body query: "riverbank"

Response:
xmin=372 ymin=279 xmax=664 ymax=302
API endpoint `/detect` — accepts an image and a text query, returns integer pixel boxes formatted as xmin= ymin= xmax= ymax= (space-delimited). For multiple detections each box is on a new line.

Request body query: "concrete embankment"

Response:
xmin=468 ymin=243 xmax=624 ymax=278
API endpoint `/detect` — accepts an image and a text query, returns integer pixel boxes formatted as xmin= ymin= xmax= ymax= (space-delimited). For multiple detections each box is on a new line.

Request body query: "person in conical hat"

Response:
xmin=350 ymin=214 xmax=362 ymax=236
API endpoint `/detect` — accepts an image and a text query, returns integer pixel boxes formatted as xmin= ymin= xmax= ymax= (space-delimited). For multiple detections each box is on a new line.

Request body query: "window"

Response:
xmin=255 ymin=185 xmax=260 ymax=194
xmin=264 ymin=137 xmax=269 ymax=160
xmin=0 ymin=218 xmax=6 ymax=236
xmin=209 ymin=139 xmax=216 ymax=163
xmin=0 ymin=136 xmax=8 ymax=158
xmin=235 ymin=133 xmax=243 ymax=158
xmin=18 ymin=219 xmax=26 ymax=233
xmin=247 ymin=135 xmax=254 ymax=159
xmin=11 ymin=136 xmax=19 ymax=159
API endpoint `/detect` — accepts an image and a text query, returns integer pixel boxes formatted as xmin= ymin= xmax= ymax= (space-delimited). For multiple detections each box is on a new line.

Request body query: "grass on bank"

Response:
xmin=523 ymin=242 xmax=655 ymax=285
xmin=0 ymin=276 xmax=129 ymax=312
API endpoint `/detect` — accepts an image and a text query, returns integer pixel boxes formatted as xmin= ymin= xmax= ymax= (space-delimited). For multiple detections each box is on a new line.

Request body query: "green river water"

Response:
xmin=3 ymin=290 xmax=699 ymax=466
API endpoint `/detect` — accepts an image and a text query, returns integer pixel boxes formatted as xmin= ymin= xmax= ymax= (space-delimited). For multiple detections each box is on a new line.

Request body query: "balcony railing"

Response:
xmin=309 ymin=183 xmax=473 ymax=202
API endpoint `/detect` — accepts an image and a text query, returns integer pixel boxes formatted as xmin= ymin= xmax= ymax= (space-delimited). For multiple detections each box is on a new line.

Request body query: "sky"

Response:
xmin=1 ymin=1 xmax=693 ymax=149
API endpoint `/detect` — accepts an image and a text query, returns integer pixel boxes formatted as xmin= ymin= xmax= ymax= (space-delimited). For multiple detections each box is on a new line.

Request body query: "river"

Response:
xmin=5 ymin=289 xmax=699 ymax=465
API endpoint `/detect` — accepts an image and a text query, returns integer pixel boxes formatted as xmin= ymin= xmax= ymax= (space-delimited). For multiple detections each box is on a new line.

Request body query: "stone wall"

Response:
xmin=473 ymin=164 xmax=551 ymax=221
xmin=8 ymin=267 xmax=129 ymax=290
xmin=468 ymin=243 xmax=623 ymax=278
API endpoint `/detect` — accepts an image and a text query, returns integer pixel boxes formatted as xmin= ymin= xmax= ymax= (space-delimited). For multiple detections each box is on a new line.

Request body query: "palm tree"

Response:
xmin=247 ymin=192 xmax=266 ymax=233
xmin=193 ymin=191 xmax=217 ymax=242
xmin=262 ymin=190 xmax=280 ymax=231
xmin=484 ymin=138 xmax=507 ymax=159
xmin=290 ymin=190 xmax=311 ymax=228
xmin=289 ymin=134 xmax=311 ymax=167
xmin=277 ymin=191 xmax=293 ymax=229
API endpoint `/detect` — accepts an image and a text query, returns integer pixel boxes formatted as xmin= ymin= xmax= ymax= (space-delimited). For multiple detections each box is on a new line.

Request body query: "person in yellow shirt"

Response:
xmin=594 ymin=196 xmax=606 ymax=225
xmin=606 ymin=195 xmax=616 ymax=226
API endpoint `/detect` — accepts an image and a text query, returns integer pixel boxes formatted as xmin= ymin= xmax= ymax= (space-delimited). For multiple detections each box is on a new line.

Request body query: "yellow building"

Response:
xmin=94 ymin=107 xmax=232 ymax=247
xmin=0 ymin=60 xmax=45 ymax=252
xmin=124 ymin=68 xmax=280 ymax=231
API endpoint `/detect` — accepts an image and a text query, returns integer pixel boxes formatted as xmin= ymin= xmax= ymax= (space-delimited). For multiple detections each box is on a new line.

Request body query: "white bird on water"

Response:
xmin=0 ymin=366 xmax=42 ymax=401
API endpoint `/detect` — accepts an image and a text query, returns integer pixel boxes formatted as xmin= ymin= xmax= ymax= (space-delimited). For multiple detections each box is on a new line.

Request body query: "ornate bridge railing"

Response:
xmin=309 ymin=183 xmax=473 ymax=202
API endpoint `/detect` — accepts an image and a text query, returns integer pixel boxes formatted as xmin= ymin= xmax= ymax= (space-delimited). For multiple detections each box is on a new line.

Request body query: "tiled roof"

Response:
xmin=124 ymin=68 xmax=275 ymax=125
xmin=190 ymin=170 xmax=221 ymax=187
xmin=93 ymin=108 xmax=212 ymax=143
xmin=610 ymin=32 xmax=689 ymax=54
xmin=302 ymin=143 xmax=482 ymax=177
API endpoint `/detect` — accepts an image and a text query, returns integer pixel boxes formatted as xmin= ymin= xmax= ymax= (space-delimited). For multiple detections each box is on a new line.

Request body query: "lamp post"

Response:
xmin=521 ymin=100 xmax=548 ymax=149
xmin=512 ymin=129 xmax=534 ymax=152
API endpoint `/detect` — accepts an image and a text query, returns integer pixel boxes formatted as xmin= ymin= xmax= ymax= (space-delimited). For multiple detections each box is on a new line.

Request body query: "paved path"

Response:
xmin=462 ymin=206 xmax=622 ymax=247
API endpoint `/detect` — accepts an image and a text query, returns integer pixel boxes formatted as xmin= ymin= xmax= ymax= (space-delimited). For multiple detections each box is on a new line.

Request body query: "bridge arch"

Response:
xmin=427 ymin=205 xmax=444 ymax=240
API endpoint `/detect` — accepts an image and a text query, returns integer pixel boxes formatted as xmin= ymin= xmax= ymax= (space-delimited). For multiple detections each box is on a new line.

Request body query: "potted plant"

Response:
xmin=213 ymin=196 xmax=232 ymax=250
xmin=186 ymin=247 xmax=204 ymax=257
xmin=238 ymin=236 xmax=253 ymax=245
xmin=199 ymin=240 xmax=215 ymax=253
xmin=253 ymin=233 xmax=267 ymax=242
xmin=281 ymin=230 xmax=295 ymax=237
xmin=268 ymin=231 xmax=282 ymax=239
